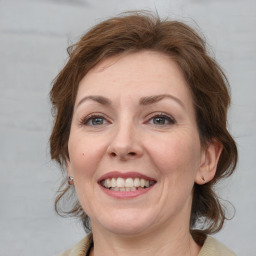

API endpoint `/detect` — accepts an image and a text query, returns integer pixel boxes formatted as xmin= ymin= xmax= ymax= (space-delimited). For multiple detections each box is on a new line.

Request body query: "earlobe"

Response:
xmin=65 ymin=160 xmax=75 ymax=185
xmin=195 ymin=140 xmax=223 ymax=185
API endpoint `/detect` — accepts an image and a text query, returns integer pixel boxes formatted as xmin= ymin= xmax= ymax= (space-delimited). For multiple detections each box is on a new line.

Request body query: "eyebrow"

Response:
xmin=139 ymin=94 xmax=185 ymax=109
xmin=76 ymin=95 xmax=111 ymax=109
xmin=76 ymin=94 xmax=185 ymax=109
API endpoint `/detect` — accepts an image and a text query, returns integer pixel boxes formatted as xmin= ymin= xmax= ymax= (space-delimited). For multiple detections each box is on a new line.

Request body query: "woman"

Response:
xmin=50 ymin=12 xmax=237 ymax=256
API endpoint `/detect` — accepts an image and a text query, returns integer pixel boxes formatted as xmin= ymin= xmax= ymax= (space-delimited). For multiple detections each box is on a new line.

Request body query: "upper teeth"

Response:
xmin=101 ymin=177 xmax=154 ymax=189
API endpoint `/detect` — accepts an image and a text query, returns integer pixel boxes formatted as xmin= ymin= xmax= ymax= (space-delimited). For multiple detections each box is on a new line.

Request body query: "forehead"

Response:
xmin=76 ymin=50 xmax=192 ymax=106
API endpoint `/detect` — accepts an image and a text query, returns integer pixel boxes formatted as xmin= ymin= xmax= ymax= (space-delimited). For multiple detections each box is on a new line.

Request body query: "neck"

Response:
xmin=90 ymin=219 xmax=201 ymax=256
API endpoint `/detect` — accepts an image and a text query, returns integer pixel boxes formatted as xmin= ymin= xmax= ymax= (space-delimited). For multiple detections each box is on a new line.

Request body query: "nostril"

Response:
xmin=110 ymin=152 xmax=117 ymax=157
xmin=109 ymin=151 xmax=136 ymax=159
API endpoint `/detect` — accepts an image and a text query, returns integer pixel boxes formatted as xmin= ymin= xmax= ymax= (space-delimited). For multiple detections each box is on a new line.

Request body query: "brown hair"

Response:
xmin=50 ymin=12 xmax=237 ymax=242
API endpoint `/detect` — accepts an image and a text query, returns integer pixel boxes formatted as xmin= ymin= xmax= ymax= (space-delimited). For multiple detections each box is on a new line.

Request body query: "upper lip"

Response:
xmin=98 ymin=171 xmax=156 ymax=183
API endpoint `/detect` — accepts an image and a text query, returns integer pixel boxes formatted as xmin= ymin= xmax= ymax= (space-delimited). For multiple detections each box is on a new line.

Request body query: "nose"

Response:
xmin=107 ymin=121 xmax=143 ymax=161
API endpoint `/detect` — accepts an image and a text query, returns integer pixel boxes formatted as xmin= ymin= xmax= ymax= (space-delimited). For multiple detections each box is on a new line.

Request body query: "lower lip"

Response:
xmin=99 ymin=185 xmax=155 ymax=199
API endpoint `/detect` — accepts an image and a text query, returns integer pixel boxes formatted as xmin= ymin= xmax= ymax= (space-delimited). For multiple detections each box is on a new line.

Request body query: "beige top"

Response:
xmin=58 ymin=234 xmax=236 ymax=256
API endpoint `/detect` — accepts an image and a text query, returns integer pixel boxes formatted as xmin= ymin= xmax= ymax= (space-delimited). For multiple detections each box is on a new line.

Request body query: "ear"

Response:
xmin=195 ymin=139 xmax=223 ymax=185
xmin=65 ymin=158 xmax=73 ymax=177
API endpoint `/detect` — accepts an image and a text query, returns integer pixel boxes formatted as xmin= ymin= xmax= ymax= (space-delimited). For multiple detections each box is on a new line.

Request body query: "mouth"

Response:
xmin=100 ymin=177 xmax=156 ymax=191
xmin=98 ymin=172 xmax=157 ymax=195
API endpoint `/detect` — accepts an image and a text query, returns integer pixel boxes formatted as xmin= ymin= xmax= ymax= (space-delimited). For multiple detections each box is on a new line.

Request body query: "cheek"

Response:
xmin=68 ymin=134 xmax=103 ymax=177
xmin=67 ymin=135 xmax=104 ymax=213
xmin=149 ymin=133 xmax=201 ymax=179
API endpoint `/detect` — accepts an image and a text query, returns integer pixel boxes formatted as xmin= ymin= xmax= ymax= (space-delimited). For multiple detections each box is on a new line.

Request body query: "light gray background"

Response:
xmin=0 ymin=0 xmax=255 ymax=255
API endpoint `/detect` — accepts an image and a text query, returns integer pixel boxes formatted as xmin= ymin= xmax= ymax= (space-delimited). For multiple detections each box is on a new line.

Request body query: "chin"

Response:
xmin=92 ymin=209 xmax=157 ymax=236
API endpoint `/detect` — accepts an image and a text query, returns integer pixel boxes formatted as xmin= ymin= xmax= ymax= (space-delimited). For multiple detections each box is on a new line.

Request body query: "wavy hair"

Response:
xmin=50 ymin=12 xmax=237 ymax=243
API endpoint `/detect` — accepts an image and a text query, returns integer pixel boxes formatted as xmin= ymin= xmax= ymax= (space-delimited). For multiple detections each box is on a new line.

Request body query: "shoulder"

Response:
xmin=57 ymin=234 xmax=93 ymax=256
xmin=198 ymin=236 xmax=236 ymax=256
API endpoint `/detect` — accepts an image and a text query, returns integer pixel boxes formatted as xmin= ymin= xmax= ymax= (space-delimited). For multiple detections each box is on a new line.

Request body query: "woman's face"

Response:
xmin=67 ymin=51 xmax=207 ymax=236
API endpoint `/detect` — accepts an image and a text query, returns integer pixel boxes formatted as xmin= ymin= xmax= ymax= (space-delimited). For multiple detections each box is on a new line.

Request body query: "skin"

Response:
xmin=66 ymin=50 xmax=222 ymax=256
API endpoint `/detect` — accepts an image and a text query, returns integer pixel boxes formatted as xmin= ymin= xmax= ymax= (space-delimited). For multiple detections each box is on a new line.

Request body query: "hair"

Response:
xmin=50 ymin=11 xmax=237 ymax=243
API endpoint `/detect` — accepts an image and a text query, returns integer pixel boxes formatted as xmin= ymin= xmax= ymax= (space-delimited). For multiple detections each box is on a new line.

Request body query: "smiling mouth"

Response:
xmin=100 ymin=177 xmax=156 ymax=192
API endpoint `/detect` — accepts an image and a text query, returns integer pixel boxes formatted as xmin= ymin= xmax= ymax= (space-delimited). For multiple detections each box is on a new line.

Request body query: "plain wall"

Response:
xmin=0 ymin=0 xmax=255 ymax=255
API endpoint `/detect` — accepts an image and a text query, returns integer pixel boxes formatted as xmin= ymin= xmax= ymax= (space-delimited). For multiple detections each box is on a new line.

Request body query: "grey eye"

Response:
xmin=153 ymin=116 xmax=167 ymax=125
xmin=81 ymin=115 xmax=108 ymax=126
xmin=90 ymin=117 xmax=106 ymax=125
xmin=150 ymin=115 xmax=175 ymax=125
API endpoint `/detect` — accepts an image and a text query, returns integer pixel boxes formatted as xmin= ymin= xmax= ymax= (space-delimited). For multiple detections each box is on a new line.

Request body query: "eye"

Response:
xmin=80 ymin=114 xmax=108 ymax=126
xmin=148 ymin=113 xmax=175 ymax=126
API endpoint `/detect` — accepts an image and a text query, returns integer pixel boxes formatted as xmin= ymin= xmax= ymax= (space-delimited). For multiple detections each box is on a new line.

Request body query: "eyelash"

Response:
xmin=79 ymin=113 xmax=109 ymax=126
xmin=79 ymin=112 xmax=176 ymax=127
xmin=146 ymin=112 xmax=176 ymax=126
